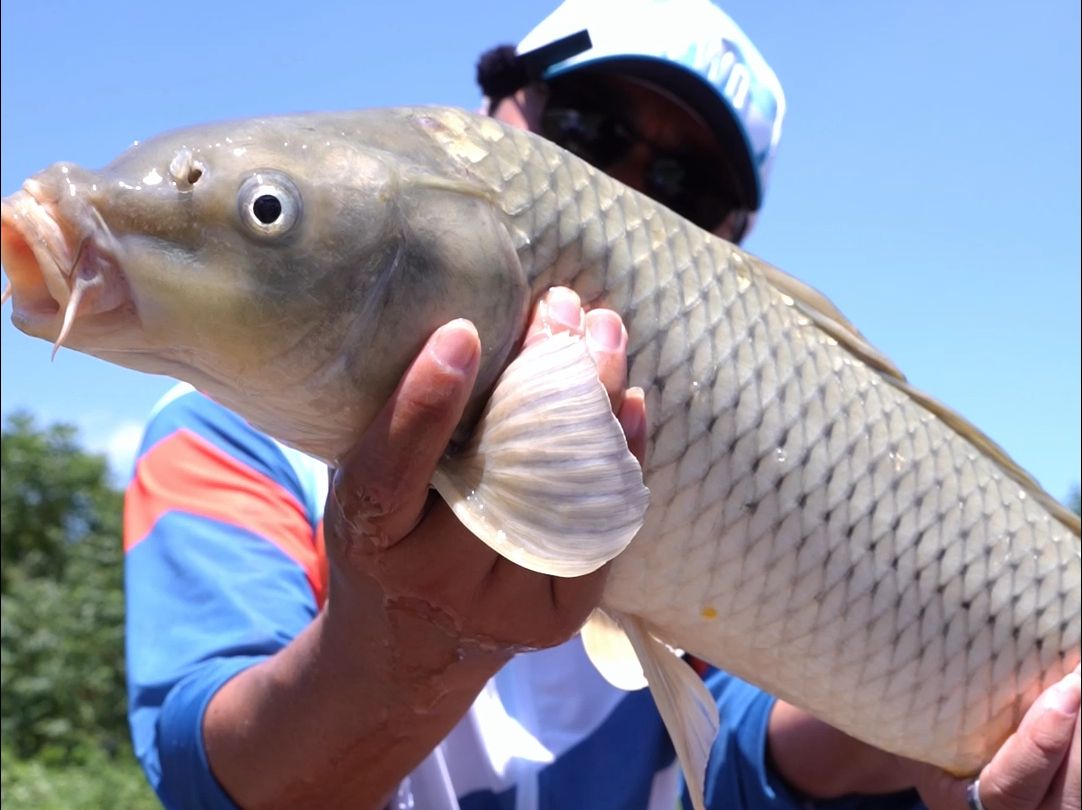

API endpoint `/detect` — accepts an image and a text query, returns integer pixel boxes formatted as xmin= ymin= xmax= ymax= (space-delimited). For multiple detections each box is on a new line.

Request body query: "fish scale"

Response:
xmin=422 ymin=107 xmax=1081 ymax=772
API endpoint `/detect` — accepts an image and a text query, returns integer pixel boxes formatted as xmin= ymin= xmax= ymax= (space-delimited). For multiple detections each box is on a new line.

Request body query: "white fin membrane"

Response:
xmin=432 ymin=331 xmax=650 ymax=577
xmin=581 ymin=608 xmax=648 ymax=690
xmin=617 ymin=612 xmax=719 ymax=810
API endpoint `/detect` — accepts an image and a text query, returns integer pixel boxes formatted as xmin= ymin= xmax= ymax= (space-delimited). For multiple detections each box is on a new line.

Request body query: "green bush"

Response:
xmin=1 ymin=528 xmax=130 ymax=761
xmin=1 ymin=744 xmax=158 ymax=810
xmin=1 ymin=414 xmax=158 ymax=806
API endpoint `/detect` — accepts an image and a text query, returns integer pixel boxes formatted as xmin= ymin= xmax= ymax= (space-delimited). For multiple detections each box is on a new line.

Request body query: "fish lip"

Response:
xmin=1 ymin=181 xmax=133 ymax=344
xmin=1 ymin=186 xmax=71 ymax=327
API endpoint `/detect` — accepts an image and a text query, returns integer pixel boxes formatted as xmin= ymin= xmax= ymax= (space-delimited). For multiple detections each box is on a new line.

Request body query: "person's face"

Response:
xmin=492 ymin=74 xmax=749 ymax=242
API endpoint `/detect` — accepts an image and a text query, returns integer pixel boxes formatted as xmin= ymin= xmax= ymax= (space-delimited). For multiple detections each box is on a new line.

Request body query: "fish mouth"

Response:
xmin=1 ymin=180 xmax=132 ymax=356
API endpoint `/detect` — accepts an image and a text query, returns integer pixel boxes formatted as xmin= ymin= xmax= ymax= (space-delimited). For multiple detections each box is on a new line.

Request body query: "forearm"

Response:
xmin=204 ymin=569 xmax=510 ymax=810
xmin=767 ymin=700 xmax=912 ymax=799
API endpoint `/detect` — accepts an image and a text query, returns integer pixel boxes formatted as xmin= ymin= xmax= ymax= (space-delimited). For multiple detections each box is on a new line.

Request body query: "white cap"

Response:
xmin=517 ymin=0 xmax=786 ymax=210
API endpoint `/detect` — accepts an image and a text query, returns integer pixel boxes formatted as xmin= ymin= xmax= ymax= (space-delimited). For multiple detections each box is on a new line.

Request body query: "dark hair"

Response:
xmin=476 ymin=31 xmax=594 ymax=114
xmin=477 ymin=45 xmax=530 ymax=113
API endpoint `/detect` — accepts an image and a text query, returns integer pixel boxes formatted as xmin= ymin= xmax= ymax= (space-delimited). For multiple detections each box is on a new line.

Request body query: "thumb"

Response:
xmin=329 ymin=319 xmax=481 ymax=547
xmin=912 ymin=666 xmax=1081 ymax=810
xmin=977 ymin=667 xmax=1080 ymax=810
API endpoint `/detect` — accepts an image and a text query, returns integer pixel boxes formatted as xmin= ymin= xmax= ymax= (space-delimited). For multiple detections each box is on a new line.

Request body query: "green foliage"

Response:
xmin=1 ymin=744 xmax=159 ymax=810
xmin=1 ymin=527 xmax=130 ymax=761
xmin=1 ymin=413 xmax=155 ymax=804
xmin=1 ymin=412 xmax=122 ymax=591
xmin=1070 ymin=485 xmax=1081 ymax=517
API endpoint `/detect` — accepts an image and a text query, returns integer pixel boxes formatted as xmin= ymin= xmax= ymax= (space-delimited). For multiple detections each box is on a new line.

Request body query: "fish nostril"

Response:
xmin=169 ymin=148 xmax=204 ymax=189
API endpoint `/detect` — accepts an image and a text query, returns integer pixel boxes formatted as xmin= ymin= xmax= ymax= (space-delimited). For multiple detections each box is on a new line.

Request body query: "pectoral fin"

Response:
xmin=432 ymin=332 xmax=650 ymax=577
xmin=617 ymin=612 xmax=719 ymax=810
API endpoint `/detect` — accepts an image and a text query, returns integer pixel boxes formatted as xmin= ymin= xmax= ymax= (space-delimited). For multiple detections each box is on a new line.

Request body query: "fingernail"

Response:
xmin=620 ymin=387 xmax=646 ymax=436
xmin=1046 ymin=670 xmax=1082 ymax=716
xmin=546 ymin=287 xmax=582 ymax=331
xmin=586 ymin=309 xmax=625 ymax=352
xmin=432 ymin=320 xmax=479 ymax=372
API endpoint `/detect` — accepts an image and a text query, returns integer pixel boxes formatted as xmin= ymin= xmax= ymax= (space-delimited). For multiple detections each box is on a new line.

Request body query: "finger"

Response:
xmin=523 ymin=286 xmax=584 ymax=347
xmin=585 ymin=308 xmax=629 ymax=412
xmin=364 ymin=500 xmax=516 ymax=607
xmin=331 ymin=319 xmax=481 ymax=546
xmin=459 ymin=545 xmax=610 ymax=648
xmin=979 ymin=667 xmax=1081 ymax=810
xmin=619 ymin=386 xmax=647 ymax=464
xmin=908 ymin=761 xmax=968 ymax=810
xmin=368 ymin=501 xmax=607 ymax=648
xmin=1042 ymin=670 xmax=1081 ymax=810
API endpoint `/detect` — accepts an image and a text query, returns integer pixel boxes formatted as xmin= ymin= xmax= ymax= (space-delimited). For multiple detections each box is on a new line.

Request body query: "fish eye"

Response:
xmin=238 ymin=172 xmax=301 ymax=238
xmin=252 ymin=195 xmax=282 ymax=224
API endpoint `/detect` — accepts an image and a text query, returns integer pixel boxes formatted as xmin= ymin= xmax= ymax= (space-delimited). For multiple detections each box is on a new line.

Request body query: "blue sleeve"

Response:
xmin=124 ymin=387 xmax=326 ymax=809
xmin=688 ymin=669 xmax=924 ymax=810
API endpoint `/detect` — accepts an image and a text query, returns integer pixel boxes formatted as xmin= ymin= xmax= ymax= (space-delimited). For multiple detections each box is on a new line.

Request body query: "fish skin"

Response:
xmin=418 ymin=107 xmax=1081 ymax=772
xmin=1 ymin=106 xmax=1079 ymax=776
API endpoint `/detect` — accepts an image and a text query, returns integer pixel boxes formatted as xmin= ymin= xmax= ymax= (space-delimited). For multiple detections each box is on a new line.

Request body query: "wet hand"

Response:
xmin=322 ymin=287 xmax=646 ymax=701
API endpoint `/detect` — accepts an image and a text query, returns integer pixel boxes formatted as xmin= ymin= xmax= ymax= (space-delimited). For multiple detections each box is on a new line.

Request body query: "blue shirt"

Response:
xmin=124 ymin=386 xmax=922 ymax=810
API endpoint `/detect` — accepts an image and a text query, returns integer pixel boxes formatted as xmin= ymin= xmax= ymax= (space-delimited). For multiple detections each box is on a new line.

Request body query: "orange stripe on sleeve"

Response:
xmin=124 ymin=428 xmax=327 ymax=606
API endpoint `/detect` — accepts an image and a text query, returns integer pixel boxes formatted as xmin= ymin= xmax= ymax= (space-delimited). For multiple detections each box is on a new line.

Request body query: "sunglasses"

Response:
xmin=540 ymin=96 xmax=746 ymax=238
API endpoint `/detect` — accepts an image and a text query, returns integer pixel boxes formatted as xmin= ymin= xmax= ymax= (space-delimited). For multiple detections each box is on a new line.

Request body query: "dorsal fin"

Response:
xmin=752 ymin=255 xmax=1080 ymax=538
xmin=752 ymin=257 xmax=908 ymax=381
xmin=878 ymin=379 xmax=1081 ymax=536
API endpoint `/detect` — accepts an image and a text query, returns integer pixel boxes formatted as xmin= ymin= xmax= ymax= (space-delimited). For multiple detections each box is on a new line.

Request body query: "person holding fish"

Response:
xmin=112 ymin=1 xmax=1080 ymax=809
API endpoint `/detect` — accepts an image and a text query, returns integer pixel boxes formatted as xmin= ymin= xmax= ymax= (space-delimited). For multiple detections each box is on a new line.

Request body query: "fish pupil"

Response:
xmin=253 ymin=194 xmax=282 ymax=224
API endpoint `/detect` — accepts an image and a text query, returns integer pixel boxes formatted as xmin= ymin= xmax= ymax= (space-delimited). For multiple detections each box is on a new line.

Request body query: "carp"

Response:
xmin=2 ymin=106 xmax=1079 ymax=807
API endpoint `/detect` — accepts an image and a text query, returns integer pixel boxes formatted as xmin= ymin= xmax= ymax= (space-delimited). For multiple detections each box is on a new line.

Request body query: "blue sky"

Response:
xmin=2 ymin=0 xmax=1079 ymax=501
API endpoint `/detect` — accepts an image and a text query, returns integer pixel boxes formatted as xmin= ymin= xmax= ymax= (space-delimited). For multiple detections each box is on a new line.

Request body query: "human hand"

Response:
xmin=909 ymin=665 xmax=1081 ymax=810
xmin=322 ymin=286 xmax=647 ymax=704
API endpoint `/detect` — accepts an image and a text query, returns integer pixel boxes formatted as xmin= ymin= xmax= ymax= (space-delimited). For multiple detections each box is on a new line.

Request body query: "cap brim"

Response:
xmin=547 ymin=55 xmax=761 ymax=210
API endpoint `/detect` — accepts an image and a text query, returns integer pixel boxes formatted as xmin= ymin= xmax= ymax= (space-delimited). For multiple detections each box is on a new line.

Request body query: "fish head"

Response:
xmin=1 ymin=111 xmax=531 ymax=461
